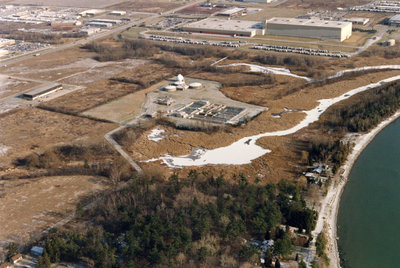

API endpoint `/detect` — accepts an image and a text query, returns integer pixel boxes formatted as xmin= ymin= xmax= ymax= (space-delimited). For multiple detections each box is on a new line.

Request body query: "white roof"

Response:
xmin=268 ymin=17 xmax=352 ymax=28
xmin=218 ymin=7 xmax=246 ymax=16
xmin=184 ymin=18 xmax=263 ymax=32
xmin=390 ymin=14 xmax=400 ymax=22
xmin=176 ymin=74 xmax=184 ymax=82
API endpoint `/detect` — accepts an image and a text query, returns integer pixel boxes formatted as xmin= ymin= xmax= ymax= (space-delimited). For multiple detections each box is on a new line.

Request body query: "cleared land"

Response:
xmin=82 ymin=79 xmax=169 ymax=123
xmin=106 ymin=0 xmax=185 ymax=13
xmin=0 ymin=175 xmax=108 ymax=247
xmin=0 ymin=108 xmax=116 ymax=167
xmin=9 ymin=0 xmax=125 ymax=8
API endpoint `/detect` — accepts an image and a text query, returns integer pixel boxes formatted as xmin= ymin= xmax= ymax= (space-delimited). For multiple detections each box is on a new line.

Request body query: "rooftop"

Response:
xmin=217 ymin=7 xmax=246 ymax=16
xmin=389 ymin=14 xmax=400 ymax=21
xmin=268 ymin=17 xmax=352 ymax=28
xmin=184 ymin=18 xmax=263 ymax=31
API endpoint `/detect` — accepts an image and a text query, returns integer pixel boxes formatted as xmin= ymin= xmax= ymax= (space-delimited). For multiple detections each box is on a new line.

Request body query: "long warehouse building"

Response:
xmin=182 ymin=18 xmax=265 ymax=37
xmin=22 ymin=83 xmax=62 ymax=100
xmin=266 ymin=17 xmax=352 ymax=42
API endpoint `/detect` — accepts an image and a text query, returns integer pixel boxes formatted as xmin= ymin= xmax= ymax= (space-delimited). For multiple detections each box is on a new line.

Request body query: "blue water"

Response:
xmin=337 ymin=118 xmax=400 ymax=268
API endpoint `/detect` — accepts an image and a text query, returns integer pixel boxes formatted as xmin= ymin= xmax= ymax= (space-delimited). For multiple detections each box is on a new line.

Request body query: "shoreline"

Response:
xmin=324 ymin=110 xmax=400 ymax=268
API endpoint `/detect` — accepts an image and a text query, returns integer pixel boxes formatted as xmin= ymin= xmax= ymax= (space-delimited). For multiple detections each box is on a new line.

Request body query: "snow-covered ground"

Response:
xmin=0 ymin=144 xmax=9 ymax=156
xmin=326 ymin=65 xmax=400 ymax=80
xmin=217 ymin=63 xmax=312 ymax=82
xmin=147 ymin=128 xmax=167 ymax=142
xmin=146 ymin=74 xmax=400 ymax=168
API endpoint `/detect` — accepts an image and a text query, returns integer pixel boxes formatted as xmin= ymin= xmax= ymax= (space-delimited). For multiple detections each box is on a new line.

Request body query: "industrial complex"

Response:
xmin=183 ymin=17 xmax=352 ymax=41
xmin=183 ymin=18 xmax=265 ymax=37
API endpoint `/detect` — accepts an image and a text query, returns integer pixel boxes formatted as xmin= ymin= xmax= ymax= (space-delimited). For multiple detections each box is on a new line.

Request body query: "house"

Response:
xmin=11 ymin=253 xmax=23 ymax=264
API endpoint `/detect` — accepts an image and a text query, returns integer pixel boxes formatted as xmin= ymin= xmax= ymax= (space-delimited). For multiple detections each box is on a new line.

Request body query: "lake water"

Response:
xmin=338 ymin=118 xmax=400 ymax=268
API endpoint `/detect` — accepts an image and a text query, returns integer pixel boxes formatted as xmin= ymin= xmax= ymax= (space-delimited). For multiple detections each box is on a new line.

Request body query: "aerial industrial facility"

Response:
xmin=183 ymin=17 xmax=352 ymax=41
xmin=183 ymin=18 xmax=265 ymax=37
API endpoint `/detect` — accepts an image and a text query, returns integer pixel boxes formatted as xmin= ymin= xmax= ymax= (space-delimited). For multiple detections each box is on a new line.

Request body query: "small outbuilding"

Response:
xmin=30 ymin=246 xmax=44 ymax=256
xmin=11 ymin=253 xmax=23 ymax=264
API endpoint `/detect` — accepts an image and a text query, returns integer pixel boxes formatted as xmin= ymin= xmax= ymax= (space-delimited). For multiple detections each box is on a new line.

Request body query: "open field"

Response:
xmin=241 ymin=7 xmax=306 ymax=21
xmin=9 ymin=0 xmax=125 ymax=8
xmin=42 ymin=63 xmax=173 ymax=114
xmin=82 ymin=79 xmax=169 ymax=123
xmin=106 ymin=0 xmax=186 ymax=13
xmin=0 ymin=48 xmax=147 ymax=85
xmin=0 ymin=175 xmax=108 ymax=247
xmin=0 ymin=75 xmax=38 ymax=99
xmin=0 ymin=108 xmax=116 ymax=167
xmin=278 ymin=0 xmax=372 ymax=10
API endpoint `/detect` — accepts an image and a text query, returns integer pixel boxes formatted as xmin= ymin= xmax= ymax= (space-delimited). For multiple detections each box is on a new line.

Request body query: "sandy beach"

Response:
xmin=320 ymin=110 xmax=400 ymax=268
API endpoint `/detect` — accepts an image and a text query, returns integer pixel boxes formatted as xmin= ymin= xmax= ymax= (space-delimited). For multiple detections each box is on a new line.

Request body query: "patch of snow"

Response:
xmin=148 ymin=128 xmax=167 ymax=142
xmin=0 ymin=144 xmax=9 ymax=156
xmin=218 ymin=63 xmax=312 ymax=82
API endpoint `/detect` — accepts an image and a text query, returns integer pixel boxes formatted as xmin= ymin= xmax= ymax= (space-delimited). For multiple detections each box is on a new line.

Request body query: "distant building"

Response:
xmin=22 ymin=83 xmax=62 ymax=100
xmin=11 ymin=253 xmax=23 ymax=264
xmin=30 ymin=246 xmax=44 ymax=256
xmin=80 ymin=27 xmax=100 ymax=35
xmin=389 ymin=14 xmax=400 ymax=26
xmin=0 ymin=49 xmax=8 ymax=57
xmin=86 ymin=22 xmax=112 ymax=28
xmin=266 ymin=17 xmax=352 ymax=42
xmin=79 ymin=9 xmax=104 ymax=17
xmin=344 ymin=17 xmax=369 ymax=25
xmin=0 ymin=38 xmax=15 ymax=48
xmin=89 ymin=19 xmax=121 ymax=25
xmin=183 ymin=18 xmax=265 ymax=37
xmin=383 ymin=39 xmax=396 ymax=46
xmin=216 ymin=7 xmax=247 ymax=18
xmin=109 ymin=10 xmax=127 ymax=16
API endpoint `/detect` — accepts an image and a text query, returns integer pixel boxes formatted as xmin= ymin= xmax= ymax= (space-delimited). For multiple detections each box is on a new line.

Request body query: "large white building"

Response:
xmin=182 ymin=18 xmax=265 ymax=37
xmin=266 ymin=18 xmax=352 ymax=42
xmin=389 ymin=14 xmax=400 ymax=26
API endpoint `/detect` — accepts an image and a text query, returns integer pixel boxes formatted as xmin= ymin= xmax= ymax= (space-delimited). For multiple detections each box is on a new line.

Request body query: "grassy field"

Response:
xmin=241 ymin=7 xmax=306 ymax=21
xmin=82 ymin=80 xmax=167 ymax=123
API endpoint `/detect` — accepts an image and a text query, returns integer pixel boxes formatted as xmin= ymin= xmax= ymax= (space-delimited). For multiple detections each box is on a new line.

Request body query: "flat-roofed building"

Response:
xmin=344 ymin=17 xmax=370 ymax=25
xmin=389 ymin=14 xmax=400 ymax=26
xmin=0 ymin=38 xmax=15 ymax=48
xmin=216 ymin=7 xmax=247 ymax=18
xmin=22 ymin=83 xmax=62 ymax=100
xmin=89 ymin=19 xmax=121 ymax=25
xmin=109 ymin=10 xmax=127 ymax=16
xmin=79 ymin=9 xmax=105 ymax=17
xmin=86 ymin=22 xmax=112 ymax=28
xmin=183 ymin=18 xmax=265 ymax=37
xmin=266 ymin=17 xmax=352 ymax=42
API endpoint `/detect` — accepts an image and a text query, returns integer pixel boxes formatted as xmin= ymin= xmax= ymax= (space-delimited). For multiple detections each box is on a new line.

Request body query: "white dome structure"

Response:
xmin=189 ymin=82 xmax=202 ymax=89
xmin=176 ymin=74 xmax=184 ymax=83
